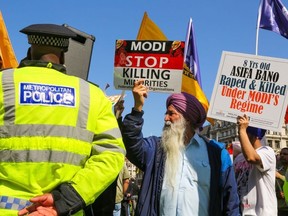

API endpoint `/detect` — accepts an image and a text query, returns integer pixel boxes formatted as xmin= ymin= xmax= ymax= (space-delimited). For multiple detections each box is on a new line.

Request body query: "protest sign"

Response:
xmin=208 ymin=51 xmax=288 ymax=132
xmin=114 ymin=40 xmax=184 ymax=93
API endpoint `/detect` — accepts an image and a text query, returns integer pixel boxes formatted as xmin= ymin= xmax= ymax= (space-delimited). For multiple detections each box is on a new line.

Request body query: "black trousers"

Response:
xmin=84 ymin=179 xmax=117 ymax=216
xmin=278 ymin=209 xmax=288 ymax=216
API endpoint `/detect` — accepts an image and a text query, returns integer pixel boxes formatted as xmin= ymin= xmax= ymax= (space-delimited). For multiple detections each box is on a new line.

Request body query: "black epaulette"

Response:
xmin=87 ymin=80 xmax=99 ymax=87
xmin=0 ymin=67 xmax=14 ymax=72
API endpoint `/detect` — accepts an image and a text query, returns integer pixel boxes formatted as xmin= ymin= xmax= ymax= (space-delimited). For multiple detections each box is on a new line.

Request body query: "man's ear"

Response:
xmin=60 ymin=51 xmax=65 ymax=64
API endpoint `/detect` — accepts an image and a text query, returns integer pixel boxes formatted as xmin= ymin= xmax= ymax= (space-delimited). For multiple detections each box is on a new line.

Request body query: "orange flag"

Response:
xmin=0 ymin=11 xmax=18 ymax=69
xmin=136 ymin=12 xmax=214 ymax=125
xmin=182 ymin=64 xmax=209 ymax=111
xmin=136 ymin=12 xmax=167 ymax=40
xmin=182 ymin=64 xmax=214 ymax=125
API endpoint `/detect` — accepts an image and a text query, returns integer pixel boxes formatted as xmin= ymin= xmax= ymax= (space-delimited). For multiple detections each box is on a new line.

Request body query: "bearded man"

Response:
xmin=120 ymin=80 xmax=240 ymax=216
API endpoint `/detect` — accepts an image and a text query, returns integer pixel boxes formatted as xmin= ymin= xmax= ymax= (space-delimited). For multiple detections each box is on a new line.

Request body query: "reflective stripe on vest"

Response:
xmin=77 ymin=78 xmax=89 ymax=128
xmin=0 ymin=124 xmax=94 ymax=142
xmin=2 ymin=69 xmax=15 ymax=125
xmin=0 ymin=148 xmax=87 ymax=164
xmin=0 ymin=196 xmax=31 ymax=210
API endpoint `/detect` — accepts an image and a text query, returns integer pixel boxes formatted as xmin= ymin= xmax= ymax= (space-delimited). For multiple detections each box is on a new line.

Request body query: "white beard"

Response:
xmin=161 ymin=116 xmax=186 ymax=189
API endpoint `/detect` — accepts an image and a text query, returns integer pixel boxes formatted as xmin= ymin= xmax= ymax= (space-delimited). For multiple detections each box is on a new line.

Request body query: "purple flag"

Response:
xmin=184 ymin=18 xmax=202 ymax=88
xmin=259 ymin=0 xmax=288 ymax=39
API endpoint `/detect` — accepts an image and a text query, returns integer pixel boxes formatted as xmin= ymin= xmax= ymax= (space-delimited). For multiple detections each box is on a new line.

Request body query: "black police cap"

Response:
xmin=20 ymin=24 xmax=77 ymax=51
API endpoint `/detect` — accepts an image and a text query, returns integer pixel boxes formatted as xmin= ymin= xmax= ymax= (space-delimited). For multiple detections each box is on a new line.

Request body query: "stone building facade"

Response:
xmin=202 ymin=120 xmax=288 ymax=153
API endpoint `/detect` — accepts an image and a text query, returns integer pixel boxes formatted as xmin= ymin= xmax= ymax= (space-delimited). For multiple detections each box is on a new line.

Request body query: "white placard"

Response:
xmin=208 ymin=51 xmax=288 ymax=132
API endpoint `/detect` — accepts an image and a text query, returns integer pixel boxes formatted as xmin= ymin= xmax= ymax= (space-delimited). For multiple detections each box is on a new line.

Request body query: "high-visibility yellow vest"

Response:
xmin=0 ymin=66 xmax=125 ymax=215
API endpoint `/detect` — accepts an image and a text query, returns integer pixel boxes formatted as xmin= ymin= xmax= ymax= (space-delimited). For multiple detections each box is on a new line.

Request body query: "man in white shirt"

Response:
xmin=236 ymin=114 xmax=277 ymax=216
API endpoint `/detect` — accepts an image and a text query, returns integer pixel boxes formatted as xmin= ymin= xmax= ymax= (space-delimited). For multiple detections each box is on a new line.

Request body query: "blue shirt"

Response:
xmin=160 ymin=133 xmax=211 ymax=216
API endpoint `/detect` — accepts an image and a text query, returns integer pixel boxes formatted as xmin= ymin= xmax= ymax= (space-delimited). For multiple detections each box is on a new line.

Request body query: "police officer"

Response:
xmin=0 ymin=24 xmax=125 ymax=216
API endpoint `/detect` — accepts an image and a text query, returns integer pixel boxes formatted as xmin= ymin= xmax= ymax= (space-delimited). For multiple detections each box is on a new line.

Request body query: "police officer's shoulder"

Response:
xmin=0 ymin=67 xmax=14 ymax=72
xmin=87 ymin=80 xmax=99 ymax=88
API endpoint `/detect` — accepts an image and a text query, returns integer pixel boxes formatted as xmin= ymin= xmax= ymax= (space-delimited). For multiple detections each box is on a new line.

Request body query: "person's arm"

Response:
xmin=276 ymin=171 xmax=286 ymax=182
xmin=51 ymin=87 xmax=125 ymax=215
xmin=237 ymin=114 xmax=262 ymax=165
xmin=122 ymin=164 xmax=130 ymax=195
xmin=220 ymin=148 xmax=240 ymax=215
xmin=123 ymin=179 xmax=130 ymax=195
xmin=207 ymin=139 xmax=240 ymax=216
xmin=132 ymin=79 xmax=148 ymax=112
xmin=121 ymin=79 xmax=157 ymax=170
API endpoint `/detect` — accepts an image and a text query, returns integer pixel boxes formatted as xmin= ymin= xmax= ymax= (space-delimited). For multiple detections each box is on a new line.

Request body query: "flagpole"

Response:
xmin=255 ymin=0 xmax=263 ymax=55
xmin=184 ymin=18 xmax=192 ymax=61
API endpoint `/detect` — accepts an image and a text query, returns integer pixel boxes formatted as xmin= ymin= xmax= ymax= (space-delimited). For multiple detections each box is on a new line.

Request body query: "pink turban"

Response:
xmin=166 ymin=92 xmax=206 ymax=129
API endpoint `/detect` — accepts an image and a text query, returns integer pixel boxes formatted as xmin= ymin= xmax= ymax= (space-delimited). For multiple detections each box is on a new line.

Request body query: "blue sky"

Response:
xmin=2 ymin=0 xmax=288 ymax=136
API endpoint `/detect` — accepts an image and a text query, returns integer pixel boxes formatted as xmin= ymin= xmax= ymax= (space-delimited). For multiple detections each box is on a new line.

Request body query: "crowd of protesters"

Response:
xmin=113 ymin=80 xmax=287 ymax=216
xmin=1 ymin=21 xmax=287 ymax=216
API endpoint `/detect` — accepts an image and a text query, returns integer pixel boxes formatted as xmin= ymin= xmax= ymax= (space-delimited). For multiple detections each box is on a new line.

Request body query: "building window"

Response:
xmin=268 ymin=140 xmax=272 ymax=148
xmin=275 ymin=140 xmax=280 ymax=149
